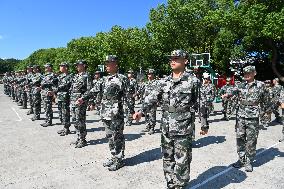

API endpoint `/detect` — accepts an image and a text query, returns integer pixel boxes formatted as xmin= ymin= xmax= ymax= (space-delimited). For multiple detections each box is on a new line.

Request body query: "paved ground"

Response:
xmin=0 ymin=84 xmax=283 ymax=189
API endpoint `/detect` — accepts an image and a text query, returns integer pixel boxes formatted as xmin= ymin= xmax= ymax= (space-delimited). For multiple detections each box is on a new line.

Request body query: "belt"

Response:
xmin=167 ymin=106 xmax=191 ymax=113
xmin=240 ymin=101 xmax=258 ymax=106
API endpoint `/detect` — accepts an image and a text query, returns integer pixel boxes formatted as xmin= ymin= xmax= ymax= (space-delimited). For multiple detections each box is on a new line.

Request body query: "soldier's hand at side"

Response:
xmin=200 ymin=130 xmax=208 ymax=135
xmin=90 ymin=105 xmax=95 ymax=111
xmin=76 ymin=98 xmax=84 ymax=105
xmin=133 ymin=112 xmax=142 ymax=121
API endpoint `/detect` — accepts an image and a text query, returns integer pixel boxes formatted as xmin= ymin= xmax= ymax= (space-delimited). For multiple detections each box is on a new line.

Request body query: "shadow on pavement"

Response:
xmin=186 ymin=166 xmax=247 ymax=189
xmin=254 ymin=147 xmax=284 ymax=168
xmin=86 ymin=126 xmax=105 ymax=132
xmin=86 ymin=119 xmax=101 ymax=124
xmin=193 ymin=136 xmax=226 ymax=148
xmin=124 ymin=147 xmax=162 ymax=166
xmin=87 ymin=133 xmax=145 ymax=146
xmin=186 ymin=147 xmax=284 ymax=189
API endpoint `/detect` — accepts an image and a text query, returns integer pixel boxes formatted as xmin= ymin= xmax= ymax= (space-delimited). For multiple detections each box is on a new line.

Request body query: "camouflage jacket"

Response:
xmin=219 ymin=84 xmax=235 ymax=100
xmin=233 ymin=80 xmax=269 ymax=118
xmin=143 ymin=79 xmax=158 ymax=98
xmin=200 ymin=83 xmax=215 ymax=103
xmin=57 ymin=73 xmax=73 ymax=101
xmin=25 ymin=73 xmax=34 ymax=89
xmin=83 ymin=73 xmax=131 ymax=120
xmin=271 ymin=84 xmax=283 ymax=103
xmin=41 ymin=72 xmax=58 ymax=91
xmin=71 ymin=72 xmax=92 ymax=95
xmin=31 ymin=73 xmax=43 ymax=87
xmin=126 ymin=78 xmax=138 ymax=95
xmin=141 ymin=71 xmax=199 ymax=136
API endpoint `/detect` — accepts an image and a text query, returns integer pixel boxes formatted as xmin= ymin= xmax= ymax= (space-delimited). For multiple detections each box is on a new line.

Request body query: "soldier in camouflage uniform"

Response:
xmin=3 ymin=72 xmax=9 ymax=95
xmin=77 ymin=55 xmax=132 ymax=171
xmin=279 ymin=88 xmax=284 ymax=142
xmin=271 ymin=78 xmax=283 ymax=123
xmin=56 ymin=62 xmax=73 ymax=136
xmin=199 ymin=73 xmax=215 ymax=128
xmin=259 ymin=80 xmax=273 ymax=128
xmin=232 ymin=66 xmax=269 ymax=172
xmin=133 ymin=50 xmax=208 ymax=189
xmin=31 ymin=65 xmax=43 ymax=121
xmin=88 ymin=71 xmax=102 ymax=114
xmin=25 ymin=65 xmax=34 ymax=115
xmin=219 ymin=77 xmax=235 ymax=121
xmin=9 ymin=72 xmax=16 ymax=101
xmin=70 ymin=60 xmax=92 ymax=148
xmin=141 ymin=69 xmax=158 ymax=134
xmin=40 ymin=63 xmax=58 ymax=127
xmin=125 ymin=70 xmax=137 ymax=126
xmin=18 ymin=70 xmax=28 ymax=109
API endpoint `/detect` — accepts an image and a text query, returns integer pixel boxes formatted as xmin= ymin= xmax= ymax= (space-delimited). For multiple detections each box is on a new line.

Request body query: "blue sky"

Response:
xmin=0 ymin=0 xmax=167 ymax=60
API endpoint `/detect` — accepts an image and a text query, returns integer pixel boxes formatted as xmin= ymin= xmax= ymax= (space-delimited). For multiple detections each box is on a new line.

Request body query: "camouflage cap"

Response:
xmin=94 ymin=70 xmax=100 ymax=74
xmin=26 ymin=65 xmax=33 ymax=69
xmin=264 ymin=80 xmax=271 ymax=84
xmin=59 ymin=62 xmax=69 ymax=67
xmin=147 ymin=69 xmax=155 ymax=74
xmin=274 ymin=78 xmax=279 ymax=82
xmin=127 ymin=69 xmax=134 ymax=74
xmin=75 ymin=60 xmax=87 ymax=65
xmin=243 ymin=66 xmax=256 ymax=73
xmin=105 ymin=55 xmax=118 ymax=63
xmin=44 ymin=63 xmax=53 ymax=68
xmin=168 ymin=49 xmax=188 ymax=59
xmin=32 ymin=65 xmax=40 ymax=69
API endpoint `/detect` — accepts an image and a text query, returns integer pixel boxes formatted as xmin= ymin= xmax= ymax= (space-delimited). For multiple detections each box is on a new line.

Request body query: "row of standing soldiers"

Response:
xmin=2 ymin=51 xmax=284 ymax=189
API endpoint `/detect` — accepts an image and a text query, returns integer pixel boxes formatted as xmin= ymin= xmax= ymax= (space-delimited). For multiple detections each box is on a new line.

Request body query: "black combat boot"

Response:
xmin=233 ymin=157 xmax=246 ymax=168
xmin=26 ymin=109 xmax=34 ymax=115
xmin=108 ymin=158 xmax=124 ymax=171
xmin=103 ymin=157 xmax=116 ymax=167
xmin=40 ymin=122 xmax=52 ymax=127
xmin=60 ymin=128 xmax=71 ymax=136
xmin=75 ymin=139 xmax=87 ymax=148
xmin=245 ymin=160 xmax=253 ymax=172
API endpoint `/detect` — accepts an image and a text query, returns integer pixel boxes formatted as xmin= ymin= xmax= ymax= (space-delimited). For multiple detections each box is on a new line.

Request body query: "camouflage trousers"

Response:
xmin=21 ymin=91 xmax=28 ymax=108
xmin=28 ymin=90 xmax=33 ymax=112
xmin=161 ymin=133 xmax=192 ymax=188
xmin=42 ymin=94 xmax=53 ymax=124
xmin=271 ymin=103 xmax=281 ymax=119
xmin=260 ymin=110 xmax=271 ymax=126
xmin=145 ymin=105 xmax=157 ymax=130
xmin=74 ymin=102 xmax=87 ymax=140
xmin=236 ymin=117 xmax=259 ymax=162
xmin=103 ymin=117 xmax=125 ymax=160
xmin=200 ymin=102 xmax=209 ymax=127
xmin=222 ymin=100 xmax=234 ymax=118
xmin=58 ymin=98 xmax=70 ymax=128
xmin=32 ymin=89 xmax=41 ymax=119
xmin=125 ymin=96 xmax=135 ymax=124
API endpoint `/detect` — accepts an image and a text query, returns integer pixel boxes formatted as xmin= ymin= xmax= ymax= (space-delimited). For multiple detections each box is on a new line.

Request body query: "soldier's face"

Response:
xmin=244 ymin=72 xmax=255 ymax=81
xmin=105 ymin=62 xmax=118 ymax=73
xmin=76 ymin=64 xmax=85 ymax=72
xmin=94 ymin=74 xmax=100 ymax=79
xmin=170 ymin=57 xmax=186 ymax=70
xmin=60 ymin=66 xmax=67 ymax=73
xmin=148 ymin=74 xmax=154 ymax=80
xmin=127 ymin=73 xmax=133 ymax=78
xmin=27 ymin=68 xmax=32 ymax=73
xmin=45 ymin=66 xmax=52 ymax=72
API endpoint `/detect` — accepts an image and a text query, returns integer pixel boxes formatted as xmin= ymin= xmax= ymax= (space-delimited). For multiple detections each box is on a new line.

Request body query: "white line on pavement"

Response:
xmin=190 ymin=141 xmax=282 ymax=189
xmin=11 ymin=107 xmax=22 ymax=122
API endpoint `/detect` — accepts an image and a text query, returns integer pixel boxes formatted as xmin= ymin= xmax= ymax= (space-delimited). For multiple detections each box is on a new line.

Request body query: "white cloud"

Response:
xmin=0 ymin=35 xmax=3 ymax=40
